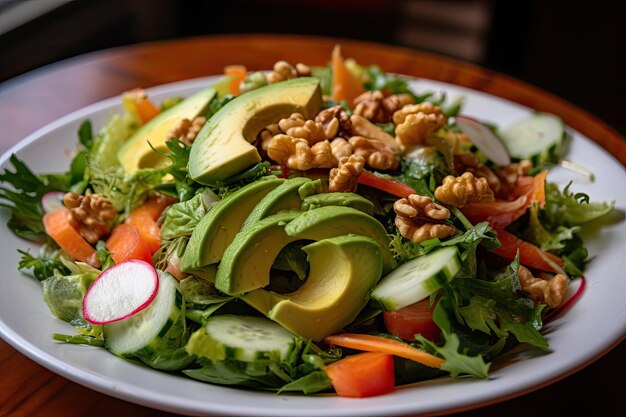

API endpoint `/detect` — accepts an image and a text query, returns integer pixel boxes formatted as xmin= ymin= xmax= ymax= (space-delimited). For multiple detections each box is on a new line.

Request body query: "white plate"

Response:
xmin=1 ymin=76 xmax=625 ymax=417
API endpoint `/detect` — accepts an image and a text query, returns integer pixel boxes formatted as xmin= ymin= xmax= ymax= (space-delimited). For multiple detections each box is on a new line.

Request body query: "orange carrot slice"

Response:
xmin=43 ymin=209 xmax=96 ymax=264
xmin=324 ymin=333 xmax=444 ymax=369
xmin=126 ymin=212 xmax=161 ymax=254
xmin=106 ymin=223 xmax=153 ymax=264
xmin=131 ymin=194 xmax=176 ymax=221
xmin=331 ymin=45 xmax=365 ymax=103
xmin=134 ymin=97 xmax=160 ymax=124
xmin=532 ymin=170 xmax=548 ymax=208
xmin=224 ymin=65 xmax=248 ymax=96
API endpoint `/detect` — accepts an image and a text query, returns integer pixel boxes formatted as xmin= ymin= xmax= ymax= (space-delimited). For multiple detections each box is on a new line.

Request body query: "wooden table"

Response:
xmin=0 ymin=35 xmax=624 ymax=417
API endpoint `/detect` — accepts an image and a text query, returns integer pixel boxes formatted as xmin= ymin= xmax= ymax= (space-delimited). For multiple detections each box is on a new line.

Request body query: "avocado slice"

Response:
xmin=242 ymin=235 xmax=383 ymax=341
xmin=180 ymin=178 xmax=283 ymax=272
xmin=118 ymin=86 xmax=216 ymax=172
xmin=301 ymin=192 xmax=375 ymax=215
xmin=241 ymin=177 xmax=311 ymax=230
xmin=215 ymin=211 xmax=301 ymax=295
xmin=284 ymin=206 xmax=393 ymax=273
xmin=188 ymin=77 xmax=323 ymax=184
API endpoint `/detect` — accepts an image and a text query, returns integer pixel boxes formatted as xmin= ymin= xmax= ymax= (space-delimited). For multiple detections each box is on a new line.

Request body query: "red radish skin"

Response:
xmin=546 ymin=276 xmax=586 ymax=321
xmin=41 ymin=191 xmax=66 ymax=213
xmin=82 ymin=260 xmax=159 ymax=325
xmin=455 ymin=115 xmax=511 ymax=167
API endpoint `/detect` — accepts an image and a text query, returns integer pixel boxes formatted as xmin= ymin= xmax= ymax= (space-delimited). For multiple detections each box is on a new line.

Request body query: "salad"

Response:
xmin=0 ymin=46 xmax=616 ymax=398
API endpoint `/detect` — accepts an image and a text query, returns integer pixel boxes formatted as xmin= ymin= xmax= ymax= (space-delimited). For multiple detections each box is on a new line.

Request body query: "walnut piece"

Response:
xmin=518 ymin=266 xmax=569 ymax=308
xmin=277 ymin=113 xmax=331 ymax=145
xmin=267 ymin=134 xmax=334 ymax=170
xmin=394 ymin=194 xmax=456 ymax=244
xmin=330 ymin=138 xmax=353 ymax=162
xmin=393 ymin=102 xmax=447 ymax=147
xmin=434 ymin=172 xmax=495 ymax=207
xmin=454 ymin=152 xmax=502 ymax=194
xmin=64 ymin=192 xmax=116 ymax=244
xmin=257 ymin=123 xmax=280 ymax=153
xmin=353 ymin=90 xmax=414 ymax=123
xmin=329 ymin=155 xmax=364 ymax=192
xmin=315 ymin=105 xmax=351 ymax=139
xmin=349 ymin=136 xmax=399 ymax=171
xmin=350 ymin=114 xmax=401 ymax=155
xmin=494 ymin=160 xmax=533 ymax=194
xmin=167 ymin=116 xmax=207 ymax=144
xmin=266 ymin=60 xmax=311 ymax=84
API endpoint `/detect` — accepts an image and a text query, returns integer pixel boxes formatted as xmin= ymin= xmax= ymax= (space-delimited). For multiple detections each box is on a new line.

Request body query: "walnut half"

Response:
xmin=64 ymin=192 xmax=116 ymax=244
xmin=434 ymin=172 xmax=495 ymax=208
xmin=518 ymin=266 xmax=569 ymax=308
xmin=394 ymin=194 xmax=456 ymax=244
xmin=329 ymin=155 xmax=365 ymax=192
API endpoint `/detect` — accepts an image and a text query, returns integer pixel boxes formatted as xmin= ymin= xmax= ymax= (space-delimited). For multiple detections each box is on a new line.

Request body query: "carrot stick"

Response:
xmin=43 ymin=209 xmax=97 ymax=264
xmin=324 ymin=333 xmax=445 ymax=369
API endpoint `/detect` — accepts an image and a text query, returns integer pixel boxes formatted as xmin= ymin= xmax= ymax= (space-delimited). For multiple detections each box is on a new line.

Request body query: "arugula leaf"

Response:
xmin=184 ymin=338 xmax=332 ymax=393
xmin=77 ymin=120 xmax=94 ymax=149
xmin=0 ymin=154 xmax=67 ymax=241
xmin=449 ymin=255 xmax=549 ymax=349
xmin=364 ymin=65 xmax=413 ymax=95
xmin=17 ymin=242 xmax=70 ymax=281
xmin=416 ymin=303 xmax=491 ymax=378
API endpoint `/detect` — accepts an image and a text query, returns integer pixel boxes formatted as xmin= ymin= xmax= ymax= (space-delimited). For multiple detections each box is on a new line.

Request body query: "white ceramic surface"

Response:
xmin=1 ymin=76 xmax=625 ymax=417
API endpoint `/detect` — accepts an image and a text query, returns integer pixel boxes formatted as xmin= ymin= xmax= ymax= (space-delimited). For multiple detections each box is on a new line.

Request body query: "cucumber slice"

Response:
xmin=104 ymin=271 xmax=188 ymax=364
xmin=186 ymin=315 xmax=297 ymax=362
xmin=370 ymin=246 xmax=461 ymax=311
xmin=500 ymin=113 xmax=566 ymax=165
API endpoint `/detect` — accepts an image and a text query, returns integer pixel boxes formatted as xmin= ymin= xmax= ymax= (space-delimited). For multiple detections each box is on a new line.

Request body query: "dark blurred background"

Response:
xmin=1 ymin=0 xmax=625 ymax=134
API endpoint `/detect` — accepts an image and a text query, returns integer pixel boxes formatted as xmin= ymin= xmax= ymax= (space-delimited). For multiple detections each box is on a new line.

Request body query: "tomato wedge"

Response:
xmin=325 ymin=352 xmax=395 ymax=398
xmin=493 ymin=228 xmax=564 ymax=273
xmin=357 ymin=171 xmax=416 ymax=198
xmin=383 ymin=299 xmax=440 ymax=342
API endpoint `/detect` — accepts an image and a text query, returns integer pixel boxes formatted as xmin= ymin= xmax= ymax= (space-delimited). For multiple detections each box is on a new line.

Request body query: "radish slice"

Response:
xmin=83 ymin=260 xmax=159 ymax=325
xmin=455 ymin=115 xmax=511 ymax=166
xmin=546 ymin=276 xmax=586 ymax=321
xmin=41 ymin=191 xmax=66 ymax=213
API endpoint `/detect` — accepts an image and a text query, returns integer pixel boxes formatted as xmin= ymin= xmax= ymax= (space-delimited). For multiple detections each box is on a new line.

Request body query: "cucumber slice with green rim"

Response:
xmin=186 ymin=315 xmax=297 ymax=362
xmin=370 ymin=246 xmax=461 ymax=311
xmin=500 ymin=113 xmax=566 ymax=165
xmin=104 ymin=271 xmax=188 ymax=364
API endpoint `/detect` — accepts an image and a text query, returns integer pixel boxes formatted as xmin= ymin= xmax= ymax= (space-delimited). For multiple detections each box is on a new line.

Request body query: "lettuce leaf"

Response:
xmin=161 ymin=189 xmax=220 ymax=240
xmin=42 ymin=267 xmax=101 ymax=338
xmin=543 ymin=182 xmax=614 ymax=226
